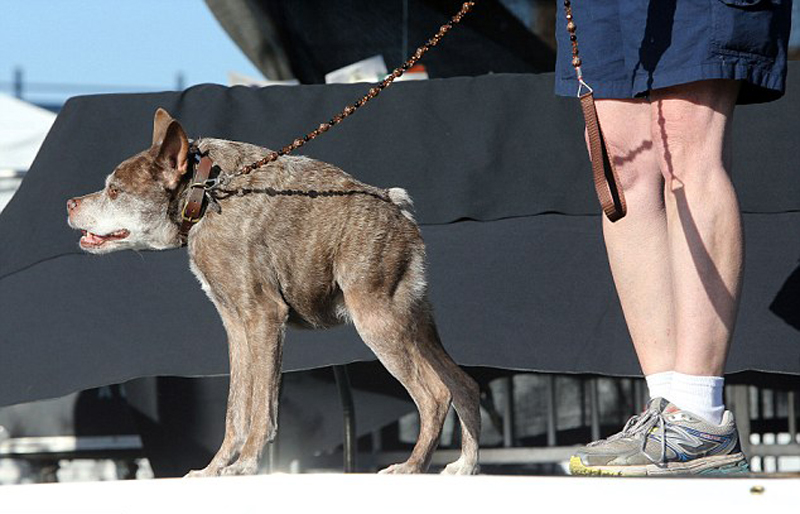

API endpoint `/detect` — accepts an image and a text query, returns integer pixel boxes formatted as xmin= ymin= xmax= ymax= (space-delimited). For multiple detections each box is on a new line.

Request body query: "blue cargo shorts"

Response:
xmin=555 ymin=0 xmax=794 ymax=104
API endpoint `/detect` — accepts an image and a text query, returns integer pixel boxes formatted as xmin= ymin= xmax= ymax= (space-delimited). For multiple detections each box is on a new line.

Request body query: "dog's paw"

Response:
xmin=378 ymin=462 xmax=423 ymax=474
xmin=220 ymin=459 xmax=258 ymax=476
xmin=184 ymin=468 xmax=219 ymax=478
xmin=440 ymin=457 xmax=479 ymax=476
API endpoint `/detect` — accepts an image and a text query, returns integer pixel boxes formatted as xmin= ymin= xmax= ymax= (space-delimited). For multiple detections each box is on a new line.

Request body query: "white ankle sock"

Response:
xmin=669 ymin=372 xmax=725 ymax=425
xmin=645 ymin=371 xmax=674 ymax=401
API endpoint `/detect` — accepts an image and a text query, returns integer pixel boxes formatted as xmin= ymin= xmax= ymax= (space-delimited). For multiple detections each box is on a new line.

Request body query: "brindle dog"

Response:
xmin=67 ymin=108 xmax=480 ymax=477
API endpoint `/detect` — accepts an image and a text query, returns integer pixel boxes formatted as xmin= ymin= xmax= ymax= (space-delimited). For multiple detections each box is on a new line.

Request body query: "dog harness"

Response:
xmin=177 ymin=149 xmax=395 ymax=244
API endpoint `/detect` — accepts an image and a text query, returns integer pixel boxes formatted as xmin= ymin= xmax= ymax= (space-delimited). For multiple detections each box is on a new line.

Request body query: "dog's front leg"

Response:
xmin=221 ymin=298 xmax=288 ymax=476
xmin=185 ymin=308 xmax=252 ymax=478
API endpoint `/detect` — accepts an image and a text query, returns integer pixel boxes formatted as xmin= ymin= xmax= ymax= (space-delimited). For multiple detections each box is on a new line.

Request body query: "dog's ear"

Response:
xmin=156 ymin=120 xmax=190 ymax=189
xmin=152 ymin=108 xmax=175 ymax=146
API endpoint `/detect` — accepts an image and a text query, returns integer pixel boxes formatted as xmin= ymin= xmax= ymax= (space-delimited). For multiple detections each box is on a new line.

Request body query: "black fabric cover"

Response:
xmin=1 ymin=68 xmax=799 ymax=407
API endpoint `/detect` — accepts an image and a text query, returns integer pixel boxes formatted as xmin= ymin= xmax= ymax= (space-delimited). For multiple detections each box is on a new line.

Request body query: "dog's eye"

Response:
xmin=108 ymin=185 xmax=121 ymax=199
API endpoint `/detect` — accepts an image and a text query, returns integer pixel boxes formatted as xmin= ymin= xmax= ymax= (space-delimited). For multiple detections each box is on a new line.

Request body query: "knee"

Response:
xmin=603 ymin=136 xmax=662 ymax=195
xmin=649 ymin=85 xmax=737 ymax=188
xmin=434 ymin=380 xmax=453 ymax=406
xmin=651 ymin=105 xmax=712 ymax=176
xmin=586 ymin=127 xmax=663 ymax=210
xmin=423 ymin=377 xmax=452 ymax=415
xmin=591 ymin=99 xmax=662 ymax=197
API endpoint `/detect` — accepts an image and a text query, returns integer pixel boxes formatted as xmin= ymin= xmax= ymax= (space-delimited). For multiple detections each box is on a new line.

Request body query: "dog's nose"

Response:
xmin=66 ymin=197 xmax=80 ymax=213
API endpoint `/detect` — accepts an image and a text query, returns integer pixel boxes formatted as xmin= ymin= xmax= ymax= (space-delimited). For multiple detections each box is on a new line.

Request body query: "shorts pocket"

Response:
xmin=711 ymin=0 xmax=784 ymax=60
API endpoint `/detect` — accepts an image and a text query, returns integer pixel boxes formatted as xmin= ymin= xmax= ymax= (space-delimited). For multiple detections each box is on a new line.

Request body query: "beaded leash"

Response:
xmin=238 ymin=1 xmax=477 ymax=176
xmin=184 ymin=1 xmax=626 ymax=238
xmin=179 ymin=2 xmax=477 ymax=240
xmin=563 ymin=0 xmax=627 ymax=222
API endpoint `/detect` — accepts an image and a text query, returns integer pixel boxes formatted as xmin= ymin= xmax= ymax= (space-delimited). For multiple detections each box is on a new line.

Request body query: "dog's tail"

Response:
xmin=387 ymin=187 xmax=415 ymax=222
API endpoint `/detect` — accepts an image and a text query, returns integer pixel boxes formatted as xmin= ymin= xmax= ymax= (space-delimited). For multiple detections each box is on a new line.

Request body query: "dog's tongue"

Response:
xmin=81 ymin=229 xmax=129 ymax=246
xmin=84 ymin=232 xmax=105 ymax=244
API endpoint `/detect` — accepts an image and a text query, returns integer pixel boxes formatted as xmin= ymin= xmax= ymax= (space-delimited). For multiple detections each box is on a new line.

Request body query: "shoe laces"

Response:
xmin=586 ymin=404 xmax=670 ymax=464
xmin=586 ymin=413 xmax=643 ymax=447
xmin=586 ymin=401 xmax=659 ymax=447
xmin=636 ymin=410 xmax=669 ymax=464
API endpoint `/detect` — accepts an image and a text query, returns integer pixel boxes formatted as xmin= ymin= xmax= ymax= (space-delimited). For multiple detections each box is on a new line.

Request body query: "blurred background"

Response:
xmin=1 ymin=0 xmax=799 ymax=484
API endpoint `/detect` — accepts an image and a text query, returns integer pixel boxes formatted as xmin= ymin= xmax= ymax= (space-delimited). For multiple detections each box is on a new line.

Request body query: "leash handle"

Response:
xmin=563 ymin=1 xmax=627 ymax=222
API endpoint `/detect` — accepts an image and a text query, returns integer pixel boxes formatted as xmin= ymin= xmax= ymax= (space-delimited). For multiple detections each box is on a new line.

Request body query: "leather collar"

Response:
xmin=179 ymin=150 xmax=216 ymax=243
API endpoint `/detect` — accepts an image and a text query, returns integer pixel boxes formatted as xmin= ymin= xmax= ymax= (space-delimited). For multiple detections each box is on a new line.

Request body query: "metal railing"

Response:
xmin=316 ymin=373 xmax=800 ymax=474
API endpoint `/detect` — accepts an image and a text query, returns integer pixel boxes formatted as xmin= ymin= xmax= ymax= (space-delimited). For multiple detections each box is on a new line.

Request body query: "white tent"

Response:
xmin=0 ymin=93 xmax=56 ymax=212
xmin=0 ymin=93 xmax=56 ymax=170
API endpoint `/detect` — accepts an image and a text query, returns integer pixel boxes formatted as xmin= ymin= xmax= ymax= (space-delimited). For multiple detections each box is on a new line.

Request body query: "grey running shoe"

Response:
xmin=569 ymin=398 xmax=749 ymax=476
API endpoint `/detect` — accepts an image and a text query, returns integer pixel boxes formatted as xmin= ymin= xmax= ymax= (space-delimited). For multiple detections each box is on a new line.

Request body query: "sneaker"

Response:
xmin=569 ymin=398 xmax=749 ymax=476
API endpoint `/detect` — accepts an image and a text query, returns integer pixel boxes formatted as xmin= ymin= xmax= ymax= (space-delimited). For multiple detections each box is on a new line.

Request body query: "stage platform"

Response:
xmin=0 ymin=473 xmax=797 ymax=513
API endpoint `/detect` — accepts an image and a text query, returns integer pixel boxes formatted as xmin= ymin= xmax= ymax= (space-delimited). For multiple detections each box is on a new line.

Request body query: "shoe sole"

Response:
xmin=569 ymin=453 xmax=749 ymax=477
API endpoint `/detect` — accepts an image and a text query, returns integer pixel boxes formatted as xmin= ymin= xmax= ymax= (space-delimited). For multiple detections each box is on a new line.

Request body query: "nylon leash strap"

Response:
xmin=563 ymin=1 xmax=627 ymax=222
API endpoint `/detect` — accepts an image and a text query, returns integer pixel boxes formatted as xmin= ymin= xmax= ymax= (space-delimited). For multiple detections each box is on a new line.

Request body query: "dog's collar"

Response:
xmin=179 ymin=150 xmax=217 ymax=243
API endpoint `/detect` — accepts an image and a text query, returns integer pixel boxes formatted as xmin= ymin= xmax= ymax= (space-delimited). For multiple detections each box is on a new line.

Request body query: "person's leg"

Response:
xmin=569 ymin=82 xmax=747 ymax=475
xmin=595 ymin=79 xmax=741 ymax=395
xmin=650 ymin=79 xmax=742 ymax=423
xmin=650 ymin=79 xmax=742 ymax=377
xmin=594 ymin=99 xmax=676 ymax=391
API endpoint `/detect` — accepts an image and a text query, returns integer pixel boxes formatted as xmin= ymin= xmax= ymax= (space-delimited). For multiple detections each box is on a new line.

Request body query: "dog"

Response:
xmin=66 ymin=108 xmax=480 ymax=476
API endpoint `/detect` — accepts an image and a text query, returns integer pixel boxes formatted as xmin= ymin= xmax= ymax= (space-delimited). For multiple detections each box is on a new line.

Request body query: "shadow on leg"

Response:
xmin=650 ymin=80 xmax=742 ymax=377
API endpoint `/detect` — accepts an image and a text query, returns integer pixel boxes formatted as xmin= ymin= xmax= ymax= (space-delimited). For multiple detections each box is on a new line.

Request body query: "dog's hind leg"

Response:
xmin=417 ymin=308 xmax=481 ymax=475
xmin=221 ymin=297 xmax=288 ymax=476
xmin=345 ymin=291 xmax=454 ymax=474
xmin=185 ymin=307 xmax=253 ymax=478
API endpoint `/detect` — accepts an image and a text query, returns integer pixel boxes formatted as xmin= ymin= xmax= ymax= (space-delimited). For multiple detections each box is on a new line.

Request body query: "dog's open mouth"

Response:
xmin=80 ymin=229 xmax=130 ymax=248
